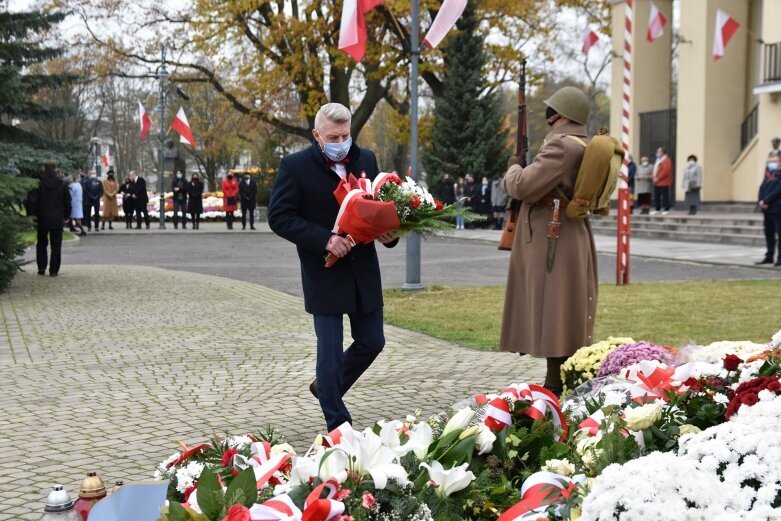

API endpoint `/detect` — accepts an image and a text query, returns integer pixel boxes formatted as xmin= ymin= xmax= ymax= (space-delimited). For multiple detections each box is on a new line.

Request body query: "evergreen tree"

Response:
xmin=0 ymin=5 xmax=81 ymax=292
xmin=422 ymin=2 xmax=510 ymax=193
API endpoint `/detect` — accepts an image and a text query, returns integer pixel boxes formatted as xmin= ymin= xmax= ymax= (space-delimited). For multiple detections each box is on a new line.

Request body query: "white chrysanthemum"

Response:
xmin=227 ymin=435 xmax=253 ymax=449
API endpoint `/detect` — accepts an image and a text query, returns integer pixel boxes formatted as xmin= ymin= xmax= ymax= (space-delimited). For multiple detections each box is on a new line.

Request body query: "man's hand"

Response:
xmin=376 ymin=231 xmax=398 ymax=244
xmin=759 ymin=201 xmax=769 ymax=210
xmin=326 ymin=235 xmax=353 ymax=258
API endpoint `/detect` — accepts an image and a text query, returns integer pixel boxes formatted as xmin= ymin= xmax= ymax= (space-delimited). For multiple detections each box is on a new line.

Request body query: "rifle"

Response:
xmin=498 ymin=59 xmax=528 ymax=251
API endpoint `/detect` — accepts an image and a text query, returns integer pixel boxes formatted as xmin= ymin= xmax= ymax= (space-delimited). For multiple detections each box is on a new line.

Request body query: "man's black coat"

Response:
xmin=34 ymin=171 xmax=71 ymax=230
xmin=239 ymin=178 xmax=258 ymax=209
xmin=132 ymin=176 xmax=149 ymax=203
xmin=268 ymin=142 xmax=397 ymax=315
xmin=759 ymin=170 xmax=781 ymax=214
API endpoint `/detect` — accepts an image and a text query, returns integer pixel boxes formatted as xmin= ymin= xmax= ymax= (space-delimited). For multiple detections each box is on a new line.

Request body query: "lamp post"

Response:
xmin=402 ymin=0 xmax=423 ymax=291
xmin=157 ymin=47 xmax=170 ymax=229
xmin=90 ymin=137 xmax=101 ymax=174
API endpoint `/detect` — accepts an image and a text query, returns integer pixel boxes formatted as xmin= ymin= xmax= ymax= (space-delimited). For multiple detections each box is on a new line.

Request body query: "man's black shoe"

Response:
xmin=49 ymin=272 xmax=58 ymax=277
xmin=250 ymin=226 xmax=256 ymax=230
xmin=756 ymin=258 xmax=773 ymax=265
xmin=775 ymin=261 xmax=781 ymax=267
xmin=309 ymin=380 xmax=318 ymax=399
xmin=38 ymin=270 xmax=45 ymax=275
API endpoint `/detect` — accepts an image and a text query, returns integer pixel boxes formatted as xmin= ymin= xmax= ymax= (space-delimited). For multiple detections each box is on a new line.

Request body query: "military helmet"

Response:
xmin=543 ymin=86 xmax=590 ymax=126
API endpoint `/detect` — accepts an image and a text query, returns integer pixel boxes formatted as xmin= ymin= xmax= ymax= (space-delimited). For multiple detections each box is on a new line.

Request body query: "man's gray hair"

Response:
xmin=314 ymin=103 xmax=352 ymax=132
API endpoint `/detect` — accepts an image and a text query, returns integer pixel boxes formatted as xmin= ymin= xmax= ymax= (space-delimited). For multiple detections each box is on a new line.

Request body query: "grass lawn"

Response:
xmin=19 ymin=230 xmax=76 ymax=246
xmin=384 ymin=280 xmax=780 ymax=351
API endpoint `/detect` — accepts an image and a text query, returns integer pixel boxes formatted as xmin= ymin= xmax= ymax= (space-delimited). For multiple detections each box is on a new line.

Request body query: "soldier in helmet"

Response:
xmin=499 ymin=86 xmax=598 ymax=396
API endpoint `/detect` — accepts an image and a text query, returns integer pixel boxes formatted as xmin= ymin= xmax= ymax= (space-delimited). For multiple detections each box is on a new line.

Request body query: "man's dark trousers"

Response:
xmin=86 ymin=200 xmax=100 ymax=230
xmin=136 ymin=206 xmax=150 ymax=228
xmin=241 ymin=200 xmax=255 ymax=229
xmin=36 ymin=228 xmax=63 ymax=275
xmin=173 ymin=199 xmax=187 ymax=227
xmin=653 ymin=186 xmax=670 ymax=212
xmin=314 ymin=309 xmax=385 ymax=431
xmin=762 ymin=211 xmax=781 ymax=261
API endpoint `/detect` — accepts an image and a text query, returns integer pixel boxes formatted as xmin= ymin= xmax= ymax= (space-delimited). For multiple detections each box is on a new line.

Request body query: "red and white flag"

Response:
xmin=581 ymin=27 xmax=599 ymax=54
xmin=101 ymin=147 xmax=110 ymax=168
xmin=171 ymin=107 xmax=197 ymax=148
xmin=138 ymin=101 xmax=152 ymax=140
xmin=422 ymin=0 xmax=468 ymax=49
xmin=646 ymin=1 xmax=667 ymax=42
xmin=338 ymin=0 xmax=383 ymax=62
xmin=713 ymin=9 xmax=740 ymax=61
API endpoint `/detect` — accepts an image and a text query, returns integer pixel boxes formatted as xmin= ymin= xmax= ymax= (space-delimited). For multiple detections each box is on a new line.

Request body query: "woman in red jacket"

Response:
xmin=221 ymin=173 xmax=239 ymax=229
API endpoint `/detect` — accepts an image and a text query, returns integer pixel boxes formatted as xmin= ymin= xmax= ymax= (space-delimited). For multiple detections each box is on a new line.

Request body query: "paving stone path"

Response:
xmin=0 ymin=265 xmax=543 ymax=519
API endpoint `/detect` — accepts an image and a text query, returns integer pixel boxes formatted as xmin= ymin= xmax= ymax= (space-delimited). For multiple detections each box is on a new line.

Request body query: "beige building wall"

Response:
xmin=676 ymin=0 xmax=750 ymax=202
xmin=609 ymin=0 xmax=674 ymax=159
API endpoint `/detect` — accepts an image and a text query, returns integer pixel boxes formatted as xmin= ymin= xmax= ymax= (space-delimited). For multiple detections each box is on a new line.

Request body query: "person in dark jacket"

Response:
xmin=239 ymin=172 xmax=258 ymax=230
xmin=756 ymin=152 xmax=781 ymax=266
xmin=130 ymin=171 xmax=150 ymax=229
xmin=436 ymin=173 xmax=456 ymax=205
xmin=119 ymin=176 xmax=135 ymax=229
xmin=83 ymin=169 xmax=103 ymax=231
xmin=171 ymin=170 xmax=188 ymax=229
xmin=268 ymin=103 xmax=398 ymax=432
xmin=187 ymin=174 xmax=204 ymax=229
xmin=32 ymin=160 xmax=71 ymax=276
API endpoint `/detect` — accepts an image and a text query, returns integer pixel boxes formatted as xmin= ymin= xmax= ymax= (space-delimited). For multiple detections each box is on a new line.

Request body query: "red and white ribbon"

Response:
xmin=495 ymin=383 xmax=568 ymax=441
xmin=233 ymin=451 xmax=293 ymax=490
xmin=578 ymin=409 xmax=606 ymax=437
xmin=484 ymin=397 xmax=513 ymax=431
xmin=622 ymin=362 xmax=676 ymax=403
xmin=302 ymin=479 xmax=345 ymax=521
xmin=320 ymin=422 xmax=350 ymax=448
xmin=249 ymin=494 xmax=302 ymax=520
xmin=497 ymin=471 xmax=579 ymax=521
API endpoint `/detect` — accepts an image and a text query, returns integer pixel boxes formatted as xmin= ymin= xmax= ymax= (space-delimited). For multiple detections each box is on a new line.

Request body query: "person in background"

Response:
xmin=477 ymin=175 xmax=492 ymax=227
xmin=756 ymin=152 xmax=781 ymax=266
xmin=682 ymin=154 xmax=703 ymax=215
xmin=239 ymin=172 xmax=258 ymax=230
xmin=83 ymin=169 xmax=103 ymax=231
xmin=652 ymin=147 xmax=673 ymax=215
xmin=30 ymin=160 xmax=71 ymax=276
xmin=770 ymin=137 xmax=780 ymax=158
xmin=130 ymin=171 xmax=150 ymax=229
xmin=119 ymin=176 xmax=135 ymax=229
xmin=222 ymin=172 xmax=239 ymax=230
xmin=626 ymin=154 xmax=636 ymax=213
xmin=171 ymin=170 xmax=188 ymax=229
xmin=68 ymin=174 xmax=86 ymax=237
xmin=634 ymin=156 xmax=653 ymax=215
xmin=454 ymin=176 xmax=466 ymax=230
xmin=491 ymin=174 xmax=509 ymax=230
xmin=101 ymin=170 xmax=119 ymax=230
xmin=465 ymin=174 xmax=479 ymax=227
xmin=437 ymin=173 xmax=456 ymax=206
xmin=187 ymin=174 xmax=204 ymax=229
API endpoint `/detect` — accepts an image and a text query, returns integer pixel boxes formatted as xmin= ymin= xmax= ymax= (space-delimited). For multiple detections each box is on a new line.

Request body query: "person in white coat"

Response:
xmin=682 ymin=154 xmax=703 ymax=215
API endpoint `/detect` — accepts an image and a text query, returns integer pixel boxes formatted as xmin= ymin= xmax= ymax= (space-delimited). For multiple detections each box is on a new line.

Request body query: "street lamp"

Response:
xmin=157 ymin=48 xmax=170 ymax=229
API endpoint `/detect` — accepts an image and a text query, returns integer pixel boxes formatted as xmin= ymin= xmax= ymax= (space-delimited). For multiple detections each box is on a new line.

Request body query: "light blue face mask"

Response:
xmin=770 ymin=162 xmax=779 ymax=172
xmin=322 ymin=138 xmax=352 ymax=162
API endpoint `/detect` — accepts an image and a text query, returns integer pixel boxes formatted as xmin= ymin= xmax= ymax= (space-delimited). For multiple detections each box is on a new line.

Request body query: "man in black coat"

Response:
xmin=239 ymin=172 xmax=258 ymax=230
xmin=171 ymin=170 xmax=188 ymax=229
xmin=757 ymin=153 xmax=781 ymax=265
xmin=32 ymin=160 xmax=71 ymax=276
xmin=83 ymin=169 xmax=103 ymax=231
xmin=268 ymin=103 xmax=398 ymax=432
xmin=130 ymin=171 xmax=150 ymax=229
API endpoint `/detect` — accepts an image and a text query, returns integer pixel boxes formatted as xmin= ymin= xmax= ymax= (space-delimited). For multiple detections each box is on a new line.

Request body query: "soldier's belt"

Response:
xmin=534 ymin=196 xmax=569 ymax=209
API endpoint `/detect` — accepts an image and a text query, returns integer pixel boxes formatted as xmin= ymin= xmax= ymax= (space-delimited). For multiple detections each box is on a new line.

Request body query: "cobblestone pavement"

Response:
xmin=0 ymin=266 xmax=543 ymax=520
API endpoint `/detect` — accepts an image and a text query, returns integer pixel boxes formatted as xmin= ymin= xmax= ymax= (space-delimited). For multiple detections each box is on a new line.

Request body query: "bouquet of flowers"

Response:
xmin=325 ymin=172 xmax=480 ymax=267
xmin=560 ymin=337 xmax=634 ymax=395
xmin=597 ymin=341 xmax=677 ymax=377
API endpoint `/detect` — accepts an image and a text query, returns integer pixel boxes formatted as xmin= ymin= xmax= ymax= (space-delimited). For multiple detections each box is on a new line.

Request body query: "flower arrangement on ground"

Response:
xmin=560 ymin=337 xmax=634 ymax=395
xmin=597 ymin=341 xmax=676 ymax=377
xmin=153 ymin=331 xmax=781 ymax=521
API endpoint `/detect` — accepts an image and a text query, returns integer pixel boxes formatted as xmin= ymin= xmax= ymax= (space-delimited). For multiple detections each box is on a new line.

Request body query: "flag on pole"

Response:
xmin=581 ymin=27 xmax=599 ymax=54
xmin=713 ymin=9 xmax=740 ymax=61
xmin=422 ymin=0 xmax=467 ymax=49
xmin=101 ymin=147 xmax=110 ymax=168
xmin=646 ymin=1 xmax=667 ymax=42
xmin=338 ymin=0 xmax=384 ymax=62
xmin=171 ymin=107 xmax=197 ymax=148
xmin=139 ymin=101 xmax=152 ymax=140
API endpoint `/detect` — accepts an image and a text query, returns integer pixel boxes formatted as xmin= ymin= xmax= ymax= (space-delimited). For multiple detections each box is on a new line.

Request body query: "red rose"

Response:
xmin=768 ymin=381 xmax=781 ymax=392
xmin=740 ymin=393 xmax=759 ymax=406
xmin=474 ymin=393 xmax=489 ymax=406
xmin=682 ymin=377 xmax=701 ymax=391
xmin=723 ymin=354 xmax=743 ymax=371
xmin=222 ymin=504 xmax=250 ymax=521
xmin=221 ymin=448 xmax=238 ymax=468
xmin=361 ymin=492 xmax=377 ymax=509
xmin=434 ymin=199 xmax=444 ymax=211
xmin=410 ymin=195 xmax=421 ymax=209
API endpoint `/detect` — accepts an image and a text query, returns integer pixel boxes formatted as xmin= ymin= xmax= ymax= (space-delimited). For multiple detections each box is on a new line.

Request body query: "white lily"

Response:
xmin=314 ymin=446 xmax=349 ymax=484
xmin=475 ymin=424 xmax=497 ymax=455
xmin=442 ymin=407 xmax=476 ymax=437
xmin=420 ymin=460 xmax=476 ymax=498
xmin=378 ymin=420 xmax=433 ymax=460
xmin=288 ymin=454 xmax=318 ymax=486
xmin=337 ymin=427 xmax=410 ymax=489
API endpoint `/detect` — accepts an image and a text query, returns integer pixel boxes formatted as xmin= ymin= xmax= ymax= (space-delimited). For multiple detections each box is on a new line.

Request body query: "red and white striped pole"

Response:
xmin=616 ymin=0 xmax=633 ymax=285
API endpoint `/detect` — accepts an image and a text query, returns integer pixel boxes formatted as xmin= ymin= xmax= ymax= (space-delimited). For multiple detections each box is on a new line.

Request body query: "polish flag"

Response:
xmin=646 ymin=2 xmax=667 ymax=42
xmin=338 ymin=0 xmax=384 ymax=62
xmin=422 ymin=0 xmax=468 ymax=49
xmin=581 ymin=27 xmax=599 ymax=54
xmin=713 ymin=9 xmax=740 ymax=61
xmin=101 ymin=147 xmax=110 ymax=168
xmin=171 ymin=107 xmax=197 ymax=148
xmin=138 ymin=101 xmax=152 ymax=140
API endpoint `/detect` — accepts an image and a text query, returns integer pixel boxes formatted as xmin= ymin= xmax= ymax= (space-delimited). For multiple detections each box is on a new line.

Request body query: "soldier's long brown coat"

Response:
xmin=500 ymin=121 xmax=598 ymax=358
